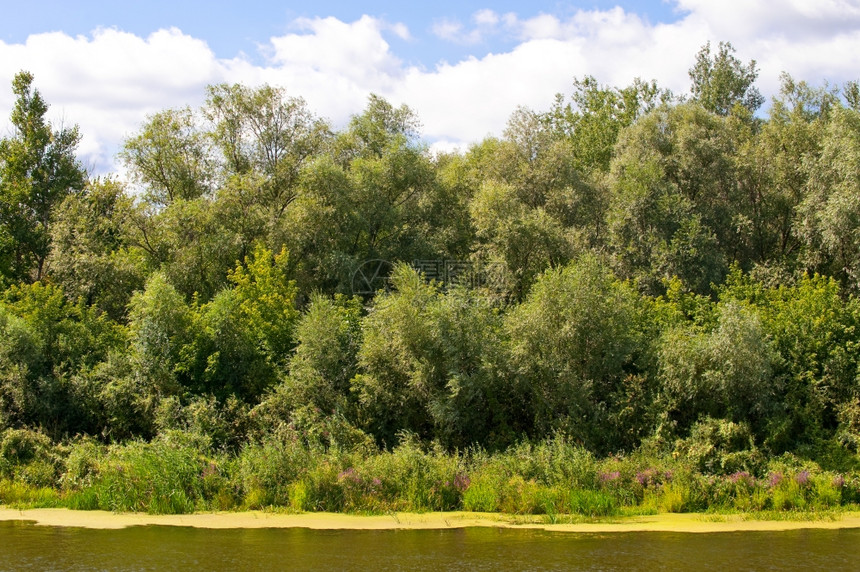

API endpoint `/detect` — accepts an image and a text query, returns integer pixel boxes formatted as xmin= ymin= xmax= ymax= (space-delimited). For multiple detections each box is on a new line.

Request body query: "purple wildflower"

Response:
xmin=768 ymin=472 xmax=783 ymax=488
xmin=453 ymin=473 xmax=471 ymax=492
xmin=636 ymin=468 xmax=658 ymax=487
xmin=833 ymin=474 xmax=845 ymax=488
xmin=201 ymin=462 xmax=218 ymax=479
xmin=600 ymin=471 xmax=621 ymax=484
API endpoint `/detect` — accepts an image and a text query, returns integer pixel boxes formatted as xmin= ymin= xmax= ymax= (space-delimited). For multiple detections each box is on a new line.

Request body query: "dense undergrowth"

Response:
xmin=3 ymin=46 xmax=860 ymax=519
xmin=2 ymin=428 xmax=859 ymax=516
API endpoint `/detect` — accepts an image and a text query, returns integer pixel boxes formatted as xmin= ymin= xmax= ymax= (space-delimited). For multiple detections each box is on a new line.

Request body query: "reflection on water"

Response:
xmin=2 ymin=520 xmax=859 ymax=571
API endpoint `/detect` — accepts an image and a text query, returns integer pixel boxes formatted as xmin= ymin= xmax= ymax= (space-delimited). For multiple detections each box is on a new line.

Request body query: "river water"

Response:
xmin=2 ymin=520 xmax=859 ymax=571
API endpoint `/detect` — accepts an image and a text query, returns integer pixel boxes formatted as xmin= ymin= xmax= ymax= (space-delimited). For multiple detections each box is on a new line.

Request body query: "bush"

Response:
xmin=81 ymin=436 xmax=211 ymax=514
xmin=0 ymin=428 xmax=62 ymax=487
xmin=463 ymin=473 xmax=500 ymax=512
xmin=238 ymin=430 xmax=315 ymax=508
xmin=675 ymin=417 xmax=764 ymax=475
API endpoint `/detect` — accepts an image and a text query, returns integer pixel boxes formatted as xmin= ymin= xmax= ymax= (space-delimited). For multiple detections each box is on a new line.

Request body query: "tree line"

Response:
xmin=1 ymin=42 xmax=859 ymax=471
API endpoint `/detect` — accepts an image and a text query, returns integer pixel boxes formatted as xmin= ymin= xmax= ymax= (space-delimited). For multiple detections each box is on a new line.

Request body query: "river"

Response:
xmin=3 ymin=520 xmax=859 ymax=570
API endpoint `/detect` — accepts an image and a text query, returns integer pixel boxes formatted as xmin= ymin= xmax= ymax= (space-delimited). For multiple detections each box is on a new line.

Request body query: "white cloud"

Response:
xmin=430 ymin=19 xmax=464 ymax=43
xmin=0 ymin=27 xmax=228 ymax=173
xmin=474 ymin=9 xmax=501 ymax=27
xmin=675 ymin=0 xmax=860 ymax=40
xmin=431 ymin=9 xmax=511 ymax=45
xmin=1 ymin=2 xmax=859 ymax=177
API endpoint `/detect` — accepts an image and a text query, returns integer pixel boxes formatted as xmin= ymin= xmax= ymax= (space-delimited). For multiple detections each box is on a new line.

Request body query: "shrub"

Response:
xmin=0 ymin=428 xmax=62 ymax=487
xmin=463 ymin=473 xmax=501 ymax=512
xmin=237 ymin=429 xmax=315 ymax=508
xmin=83 ymin=436 xmax=208 ymax=514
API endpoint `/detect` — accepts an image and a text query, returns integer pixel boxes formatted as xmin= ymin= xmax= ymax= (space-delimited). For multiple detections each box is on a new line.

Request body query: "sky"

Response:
xmin=1 ymin=0 xmax=859 ymax=175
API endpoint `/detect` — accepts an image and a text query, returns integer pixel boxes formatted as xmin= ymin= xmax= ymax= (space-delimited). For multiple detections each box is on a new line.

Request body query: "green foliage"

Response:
xmin=507 ymin=255 xmax=649 ymax=451
xmin=4 ymin=51 xmax=860 ymax=512
xmin=185 ymin=247 xmax=297 ymax=399
xmin=259 ymin=294 xmax=362 ymax=423
xmin=78 ymin=435 xmax=220 ymax=514
xmin=607 ymin=105 xmax=732 ymax=294
xmin=673 ymin=417 xmax=765 ymax=475
xmin=689 ymin=41 xmax=764 ymax=115
xmin=353 ymin=265 xmax=513 ymax=448
xmin=721 ymin=271 xmax=860 ymax=449
xmin=228 ymin=245 xmax=300 ymax=363
xmin=0 ymin=71 xmax=86 ymax=282
xmin=47 ymin=178 xmax=145 ymax=320
xmin=120 ymin=106 xmax=213 ymax=206
xmin=128 ymin=273 xmax=192 ymax=398
xmin=659 ymin=301 xmax=776 ymax=432
xmin=238 ymin=428 xmax=316 ymax=508
xmin=798 ymin=106 xmax=860 ymax=289
xmin=131 ymin=197 xmax=242 ymax=301
xmin=567 ymin=489 xmax=618 ymax=516
xmin=155 ymin=395 xmax=250 ymax=453
xmin=205 ymin=83 xmax=330 ymax=219
xmin=0 ymin=428 xmax=62 ymax=490
xmin=0 ymin=283 xmax=126 ymax=436
xmin=545 ymin=75 xmax=672 ymax=173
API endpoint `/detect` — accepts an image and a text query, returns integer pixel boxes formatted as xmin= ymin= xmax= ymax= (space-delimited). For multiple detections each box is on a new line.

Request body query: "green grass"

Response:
xmin=0 ymin=478 xmax=63 ymax=508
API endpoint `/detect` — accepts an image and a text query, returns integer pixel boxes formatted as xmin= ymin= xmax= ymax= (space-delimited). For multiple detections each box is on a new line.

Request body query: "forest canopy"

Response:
xmin=1 ymin=41 xmax=859 ymax=476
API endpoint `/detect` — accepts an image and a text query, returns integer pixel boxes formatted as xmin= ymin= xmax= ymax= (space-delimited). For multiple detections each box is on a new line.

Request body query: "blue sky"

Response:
xmin=1 ymin=1 xmax=859 ymax=175
xmin=0 ymin=1 xmax=681 ymax=65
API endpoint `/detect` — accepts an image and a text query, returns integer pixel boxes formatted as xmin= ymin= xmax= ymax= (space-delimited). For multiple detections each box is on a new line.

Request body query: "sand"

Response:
xmin=2 ymin=507 xmax=860 ymax=533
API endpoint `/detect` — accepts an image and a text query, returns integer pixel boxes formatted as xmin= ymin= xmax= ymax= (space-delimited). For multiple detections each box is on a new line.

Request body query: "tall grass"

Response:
xmin=3 ymin=429 xmax=859 ymax=517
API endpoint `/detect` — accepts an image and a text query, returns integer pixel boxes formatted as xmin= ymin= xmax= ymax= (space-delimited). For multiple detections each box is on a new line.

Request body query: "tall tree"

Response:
xmin=0 ymin=71 xmax=86 ymax=282
xmin=545 ymin=76 xmax=671 ymax=173
xmin=689 ymin=41 xmax=764 ymax=116
xmin=205 ymin=83 xmax=330 ymax=218
xmin=120 ymin=107 xmax=213 ymax=207
xmin=47 ymin=178 xmax=145 ymax=320
xmin=798 ymin=105 xmax=860 ymax=289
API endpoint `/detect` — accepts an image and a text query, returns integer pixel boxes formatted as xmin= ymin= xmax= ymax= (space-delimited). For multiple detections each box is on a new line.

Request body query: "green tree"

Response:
xmin=659 ymin=301 xmax=776 ymax=435
xmin=689 ymin=41 xmax=764 ymax=116
xmin=120 ymin=106 xmax=213 ymax=206
xmin=470 ymin=180 xmax=572 ymax=299
xmin=506 ymin=255 xmax=650 ymax=452
xmin=253 ymin=294 xmax=364 ymax=439
xmin=466 ymin=107 xmax=606 ymax=299
xmin=545 ymin=75 xmax=672 ymax=173
xmin=352 ymin=264 xmax=512 ymax=448
xmin=128 ymin=273 xmax=193 ymax=399
xmin=47 ymin=178 xmax=145 ymax=320
xmin=126 ymin=197 xmax=242 ymax=301
xmin=205 ymin=83 xmax=330 ymax=218
xmin=178 ymin=245 xmax=300 ymax=401
xmin=733 ymin=74 xmax=834 ymax=273
xmin=0 ymin=71 xmax=86 ymax=282
xmin=721 ymin=271 xmax=860 ymax=449
xmin=281 ymin=294 xmax=363 ymax=416
xmin=0 ymin=281 xmax=125 ymax=437
xmin=797 ymin=106 xmax=860 ymax=288
xmin=283 ymin=96 xmax=436 ymax=294
xmin=607 ymin=106 xmax=728 ymax=294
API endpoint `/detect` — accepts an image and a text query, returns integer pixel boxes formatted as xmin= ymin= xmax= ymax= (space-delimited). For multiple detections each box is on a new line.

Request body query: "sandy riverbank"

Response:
xmin=2 ymin=507 xmax=860 ymax=533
